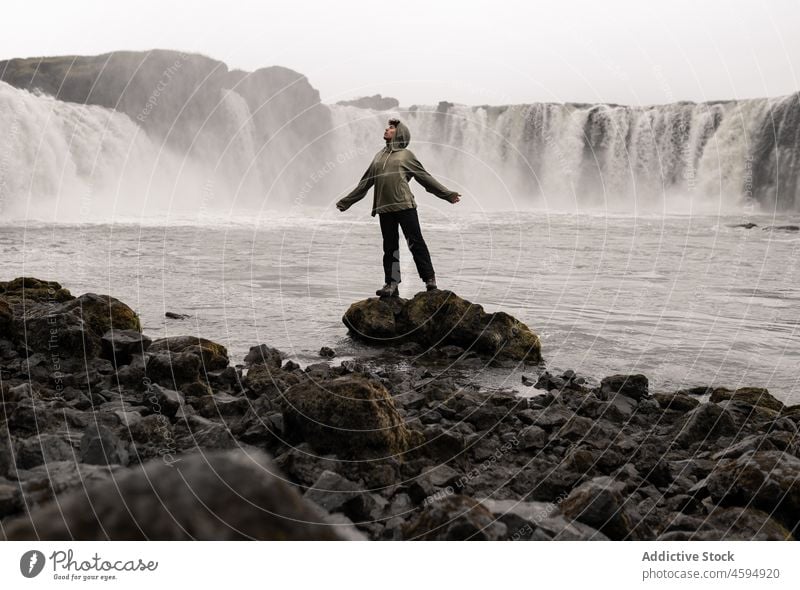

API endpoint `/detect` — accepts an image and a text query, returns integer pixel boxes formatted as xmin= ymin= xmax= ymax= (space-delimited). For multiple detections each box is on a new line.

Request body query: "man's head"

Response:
xmin=383 ymin=118 xmax=410 ymax=151
xmin=383 ymin=118 xmax=400 ymax=141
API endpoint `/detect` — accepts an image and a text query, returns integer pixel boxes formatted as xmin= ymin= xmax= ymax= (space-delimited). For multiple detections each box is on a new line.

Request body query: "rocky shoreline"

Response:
xmin=1 ymin=277 xmax=798 ymax=540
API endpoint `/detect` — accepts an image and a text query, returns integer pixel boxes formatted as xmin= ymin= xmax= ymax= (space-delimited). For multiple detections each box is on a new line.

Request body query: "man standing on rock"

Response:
xmin=336 ymin=118 xmax=461 ymax=298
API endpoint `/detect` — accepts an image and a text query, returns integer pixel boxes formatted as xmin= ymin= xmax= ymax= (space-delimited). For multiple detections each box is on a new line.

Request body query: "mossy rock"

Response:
xmin=341 ymin=297 xmax=404 ymax=341
xmin=244 ymin=362 xmax=300 ymax=402
xmin=710 ymin=387 xmax=784 ymax=412
xmin=342 ymin=290 xmax=542 ymax=363
xmin=16 ymin=292 xmax=140 ymax=358
xmin=282 ymin=374 xmax=421 ymax=459
xmin=0 ymin=277 xmax=73 ymax=305
xmin=149 ymin=336 xmax=229 ymax=370
xmin=58 ymin=293 xmax=141 ymax=336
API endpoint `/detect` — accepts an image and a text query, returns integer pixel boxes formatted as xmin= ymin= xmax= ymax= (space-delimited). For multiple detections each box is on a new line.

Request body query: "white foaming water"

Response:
xmin=2 ymin=79 xmax=799 ymax=221
xmin=0 ymin=82 xmax=214 ymax=220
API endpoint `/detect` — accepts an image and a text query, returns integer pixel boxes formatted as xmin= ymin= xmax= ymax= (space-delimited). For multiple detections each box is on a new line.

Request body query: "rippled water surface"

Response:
xmin=3 ymin=208 xmax=798 ymax=403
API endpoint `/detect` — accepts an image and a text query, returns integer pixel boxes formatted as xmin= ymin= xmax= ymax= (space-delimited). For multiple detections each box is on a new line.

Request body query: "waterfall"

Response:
xmin=330 ymin=94 xmax=800 ymax=213
xmin=1 ymin=73 xmax=798 ymax=220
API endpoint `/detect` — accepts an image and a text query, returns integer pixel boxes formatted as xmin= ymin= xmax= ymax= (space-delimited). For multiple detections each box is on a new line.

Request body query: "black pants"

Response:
xmin=379 ymin=207 xmax=435 ymax=284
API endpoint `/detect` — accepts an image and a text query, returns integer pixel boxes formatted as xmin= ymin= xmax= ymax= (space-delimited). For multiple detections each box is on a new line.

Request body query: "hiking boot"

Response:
xmin=424 ymin=277 xmax=438 ymax=291
xmin=376 ymin=281 xmax=400 ymax=298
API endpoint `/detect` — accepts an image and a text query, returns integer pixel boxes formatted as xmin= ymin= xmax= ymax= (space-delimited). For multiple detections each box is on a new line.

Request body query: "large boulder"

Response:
xmin=101 ymin=329 xmax=152 ymax=365
xmin=0 ymin=277 xmax=73 ymax=305
xmin=14 ymin=291 xmax=140 ymax=359
xmin=282 ymin=374 xmax=420 ymax=459
xmin=342 ymin=290 xmax=542 ymax=363
xmin=710 ymin=387 xmax=785 ymax=412
xmin=599 ymin=374 xmax=649 ymax=400
xmin=673 ymin=402 xmax=737 ymax=448
xmin=2 ymin=450 xmax=352 ymax=540
xmin=560 ymin=476 xmax=651 ymax=540
xmin=148 ymin=335 xmax=229 ymax=370
xmin=706 ymin=450 xmax=800 ymax=535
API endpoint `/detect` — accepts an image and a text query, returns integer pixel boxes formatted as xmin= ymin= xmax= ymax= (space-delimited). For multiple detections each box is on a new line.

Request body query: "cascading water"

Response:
xmin=1 ymin=74 xmax=798 ymax=219
xmin=330 ymin=95 xmax=799 ymax=213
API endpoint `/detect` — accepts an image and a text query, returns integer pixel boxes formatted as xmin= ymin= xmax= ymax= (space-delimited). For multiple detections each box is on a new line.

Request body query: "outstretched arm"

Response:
xmin=336 ymin=163 xmax=374 ymax=211
xmin=405 ymin=154 xmax=459 ymax=202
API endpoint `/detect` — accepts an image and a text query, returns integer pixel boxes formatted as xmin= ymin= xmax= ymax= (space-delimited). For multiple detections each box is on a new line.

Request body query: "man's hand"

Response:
xmin=449 ymin=193 xmax=461 ymax=204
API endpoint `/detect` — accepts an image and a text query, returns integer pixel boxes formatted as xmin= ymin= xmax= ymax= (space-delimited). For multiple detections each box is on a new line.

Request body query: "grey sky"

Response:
xmin=2 ymin=0 xmax=798 ymax=106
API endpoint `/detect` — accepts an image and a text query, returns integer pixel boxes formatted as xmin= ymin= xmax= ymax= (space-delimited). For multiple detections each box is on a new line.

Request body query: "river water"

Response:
xmin=2 ymin=207 xmax=798 ymax=403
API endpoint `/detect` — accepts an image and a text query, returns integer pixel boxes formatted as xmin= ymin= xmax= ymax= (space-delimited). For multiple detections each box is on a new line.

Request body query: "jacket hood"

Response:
xmin=386 ymin=119 xmax=411 ymax=152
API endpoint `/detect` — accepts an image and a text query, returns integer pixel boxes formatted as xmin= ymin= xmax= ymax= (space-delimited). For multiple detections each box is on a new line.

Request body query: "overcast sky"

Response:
xmin=2 ymin=0 xmax=798 ymax=106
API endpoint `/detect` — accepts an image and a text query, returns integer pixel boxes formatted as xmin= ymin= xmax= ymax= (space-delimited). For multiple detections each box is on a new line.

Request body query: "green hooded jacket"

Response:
xmin=336 ymin=119 xmax=458 ymax=216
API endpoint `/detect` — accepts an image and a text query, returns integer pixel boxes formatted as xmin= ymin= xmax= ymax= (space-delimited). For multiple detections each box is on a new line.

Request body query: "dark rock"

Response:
xmin=0 ymin=298 xmax=13 ymax=338
xmin=2 ymin=450 xmax=351 ymax=540
xmin=402 ymin=495 xmax=507 ymax=540
xmin=420 ymin=464 xmax=461 ymax=488
xmin=519 ymin=425 xmax=548 ymax=450
xmin=599 ymin=374 xmax=648 ymax=401
xmin=652 ymin=392 xmax=700 ymax=412
xmin=165 ymin=311 xmax=190 ymax=319
xmin=0 ymin=277 xmax=73 ymax=305
xmin=283 ymin=359 xmax=301 ymax=372
xmin=304 ymin=361 xmax=332 ymax=377
xmin=342 ymin=290 xmax=542 ymax=363
xmin=711 ymin=434 xmax=778 ymax=460
xmin=421 ymin=425 xmax=466 ymax=462
xmin=706 ymin=450 xmax=800 ymax=535
xmin=148 ymin=335 xmax=229 ymax=370
xmin=560 ymin=476 xmax=650 ymax=540
xmin=15 ymin=435 xmax=75 ymax=469
xmin=100 ymin=329 xmax=152 ymax=366
xmin=512 ymin=459 xmax=582 ymax=502
xmin=658 ymin=506 xmax=793 ymax=541
xmin=194 ymin=391 xmax=249 ymax=419
xmin=12 ymin=461 xmax=116 ymax=508
xmin=530 ymin=405 xmax=573 ymax=430
xmin=709 ymin=386 xmax=784 ymax=412
xmin=673 ymin=402 xmax=737 ymax=447
xmin=243 ymin=361 xmax=297 ymax=402
xmin=319 ymin=346 xmax=336 ymax=358
xmin=244 ymin=344 xmax=285 ymax=369
xmin=439 ymin=344 xmax=465 ymax=358
xmin=174 ymin=415 xmax=238 ymax=451
xmin=282 ymin=374 xmax=420 ymax=459
xmin=397 ymin=341 xmax=424 ymax=355
xmin=764 ymin=225 xmax=800 ymax=231
xmin=145 ymin=351 xmax=203 ymax=392
xmin=142 ymin=383 xmax=184 ymax=419
xmin=0 ymin=481 xmax=21 ymax=518
xmin=0 ymin=429 xmax=12 ymax=478
xmin=480 ymin=498 xmax=609 ymax=540
xmin=274 ymin=443 xmax=338 ymax=487
xmin=303 ymin=470 xmax=381 ymax=523
xmin=79 ymin=424 xmax=130 ymax=466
